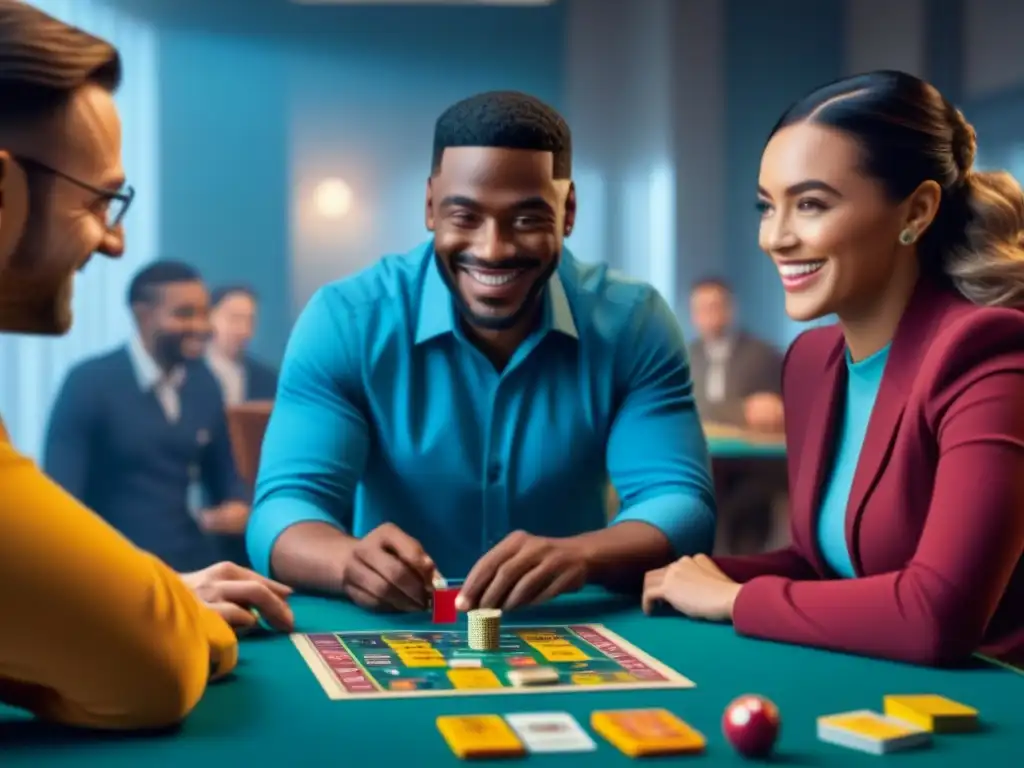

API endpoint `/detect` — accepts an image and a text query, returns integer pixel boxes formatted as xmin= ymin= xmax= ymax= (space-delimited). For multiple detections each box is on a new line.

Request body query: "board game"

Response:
xmin=293 ymin=624 xmax=695 ymax=700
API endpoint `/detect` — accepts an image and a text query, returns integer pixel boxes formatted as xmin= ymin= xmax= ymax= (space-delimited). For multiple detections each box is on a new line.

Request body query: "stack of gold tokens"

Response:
xmin=467 ymin=608 xmax=502 ymax=651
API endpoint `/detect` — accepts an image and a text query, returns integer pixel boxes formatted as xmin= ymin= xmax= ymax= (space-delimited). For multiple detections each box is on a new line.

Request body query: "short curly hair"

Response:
xmin=431 ymin=90 xmax=571 ymax=178
xmin=127 ymin=260 xmax=201 ymax=308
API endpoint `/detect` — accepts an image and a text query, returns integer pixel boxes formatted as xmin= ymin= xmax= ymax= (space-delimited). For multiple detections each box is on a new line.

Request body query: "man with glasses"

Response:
xmin=0 ymin=1 xmax=291 ymax=731
xmin=17 ymin=155 xmax=135 ymax=233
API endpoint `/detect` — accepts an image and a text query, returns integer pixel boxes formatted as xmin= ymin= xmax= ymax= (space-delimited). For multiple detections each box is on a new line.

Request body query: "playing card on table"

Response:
xmin=435 ymin=715 xmax=525 ymax=759
xmin=590 ymin=708 xmax=706 ymax=756
xmin=505 ymin=712 xmax=597 ymax=753
xmin=817 ymin=710 xmax=931 ymax=755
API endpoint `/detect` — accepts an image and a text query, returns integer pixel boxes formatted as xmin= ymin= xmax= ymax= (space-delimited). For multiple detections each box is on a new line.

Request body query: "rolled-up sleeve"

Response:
xmin=246 ymin=287 xmax=370 ymax=576
xmin=606 ymin=289 xmax=717 ymax=556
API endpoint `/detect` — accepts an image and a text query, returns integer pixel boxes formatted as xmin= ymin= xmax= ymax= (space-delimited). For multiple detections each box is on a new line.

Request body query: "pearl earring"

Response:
xmin=898 ymin=228 xmax=916 ymax=245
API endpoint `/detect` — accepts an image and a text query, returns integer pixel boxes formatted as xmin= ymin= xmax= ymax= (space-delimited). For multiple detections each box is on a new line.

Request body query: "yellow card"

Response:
xmin=534 ymin=646 xmax=589 ymax=662
xmin=591 ymin=708 xmax=706 ymax=756
xmin=819 ymin=711 xmax=921 ymax=740
xmin=446 ymin=669 xmax=503 ymax=689
xmin=883 ymin=694 xmax=978 ymax=733
xmin=436 ymin=715 xmax=525 ymax=759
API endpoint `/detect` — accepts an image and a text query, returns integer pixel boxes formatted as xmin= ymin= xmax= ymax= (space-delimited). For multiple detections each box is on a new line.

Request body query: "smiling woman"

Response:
xmin=647 ymin=70 xmax=1024 ymax=670
xmin=755 ymin=71 xmax=1024 ymax=352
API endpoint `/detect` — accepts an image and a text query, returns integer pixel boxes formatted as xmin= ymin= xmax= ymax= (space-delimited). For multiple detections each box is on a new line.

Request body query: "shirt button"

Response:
xmin=487 ymin=462 xmax=501 ymax=483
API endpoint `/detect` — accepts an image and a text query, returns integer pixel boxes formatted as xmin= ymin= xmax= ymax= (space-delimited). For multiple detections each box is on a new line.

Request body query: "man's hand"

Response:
xmin=337 ymin=523 xmax=435 ymax=612
xmin=180 ymin=561 xmax=295 ymax=632
xmin=199 ymin=501 xmax=250 ymax=534
xmin=456 ymin=531 xmax=588 ymax=612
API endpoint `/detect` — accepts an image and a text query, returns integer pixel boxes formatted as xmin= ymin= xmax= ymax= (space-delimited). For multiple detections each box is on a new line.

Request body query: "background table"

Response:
xmin=2 ymin=591 xmax=1021 ymax=766
xmin=704 ymin=421 xmax=786 ymax=460
xmin=704 ymin=423 xmax=788 ymax=554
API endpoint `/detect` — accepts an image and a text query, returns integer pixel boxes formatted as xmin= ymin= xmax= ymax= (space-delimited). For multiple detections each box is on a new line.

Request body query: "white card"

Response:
xmin=505 ymin=712 xmax=597 ymax=753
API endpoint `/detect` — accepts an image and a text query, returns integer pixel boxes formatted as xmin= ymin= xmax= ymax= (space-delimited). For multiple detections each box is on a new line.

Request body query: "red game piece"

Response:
xmin=722 ymin=694 xmax=780 ymax=758
xmin=432 ymin=587 xmax=459 ymax=623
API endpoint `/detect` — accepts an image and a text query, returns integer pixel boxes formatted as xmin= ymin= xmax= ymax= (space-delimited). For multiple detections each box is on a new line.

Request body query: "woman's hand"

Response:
xmin=642 ymin=554 xmax=742 ymax=622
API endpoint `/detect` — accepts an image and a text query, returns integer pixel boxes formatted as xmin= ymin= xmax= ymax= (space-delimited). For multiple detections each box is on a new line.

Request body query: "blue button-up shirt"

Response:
xmin=247 ymin=242 xmax=716 ymax=579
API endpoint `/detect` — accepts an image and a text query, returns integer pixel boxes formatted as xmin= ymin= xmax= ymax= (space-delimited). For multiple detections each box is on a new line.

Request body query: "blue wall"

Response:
xmin=926 ymin=0 xmax=964 ymax=104
xmin=723 ymin=0 xmax=845 ymax=346
xmin=138 ymin=0 xmax=1021 ymax=358
xmin=967 ymin=85 xmax=1024 ymax=176
xmin=288 ymin=6 xmax=566 ymax=313
xmin=158 ymin=29 xmax=291 ymax=363
xmin=153 ymin=1 xmax=566 ymax=364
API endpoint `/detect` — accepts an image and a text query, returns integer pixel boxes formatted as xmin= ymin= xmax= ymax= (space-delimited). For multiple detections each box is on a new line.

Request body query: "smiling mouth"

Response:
xmin=462 ymin=267 xmax=526 ymax=287
xmin=776 ymin=260 xmax=828 ymax=292
xmin=777 ymin=260 xmax=825 ymax=278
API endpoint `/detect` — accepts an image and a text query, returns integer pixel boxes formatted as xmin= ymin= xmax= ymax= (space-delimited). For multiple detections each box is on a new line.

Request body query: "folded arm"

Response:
xmin=246 ymin=287 xmax=368 ymax=591
xmin=0 ymin=435 xmax=237 ymax=730
xmin=731 ymin=341 xmax=1024 ymax=665
xmin=591 ymin=290 xmax=717 ymax=591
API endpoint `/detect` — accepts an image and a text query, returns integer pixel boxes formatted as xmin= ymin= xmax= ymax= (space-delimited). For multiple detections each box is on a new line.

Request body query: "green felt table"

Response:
xmin=707 ymin=435 xmax=786 ymax=460
xmin=2 ymin=590 xmax=1021 ymax=766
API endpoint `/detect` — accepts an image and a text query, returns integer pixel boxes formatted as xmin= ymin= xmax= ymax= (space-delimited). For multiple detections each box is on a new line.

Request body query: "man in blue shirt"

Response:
xmin=247 ymin=91 xmax=716 ymax=613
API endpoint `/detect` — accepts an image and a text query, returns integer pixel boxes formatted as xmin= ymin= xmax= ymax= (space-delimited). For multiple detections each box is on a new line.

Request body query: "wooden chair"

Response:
xmin=226 ymin=401 xmax=273 ymax=486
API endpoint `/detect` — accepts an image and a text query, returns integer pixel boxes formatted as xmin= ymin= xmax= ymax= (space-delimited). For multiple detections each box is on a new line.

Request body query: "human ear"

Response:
xmin=900 ymin=179 xmax=942 ymax=243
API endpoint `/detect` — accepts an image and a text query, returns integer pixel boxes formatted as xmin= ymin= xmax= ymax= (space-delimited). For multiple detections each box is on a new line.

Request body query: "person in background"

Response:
xmin=44 ymin=260 xmax=252 ymax=573
xmin=248 ymin=91 xmax=716 ymax=613
xmin=689 ymin=278 xmax=787 ymax=554
xmin=644 ymin=70 xmax=1024 ymax=668
xmin=205 ymin=283 xmax=278 ymax=567
xmin=0 ymin=0 xmax=290 ymax=732
xmin=207 ymin=284 xmax=278 ymax=404
xmin=688 ymin=277 xmax=785 ymax=433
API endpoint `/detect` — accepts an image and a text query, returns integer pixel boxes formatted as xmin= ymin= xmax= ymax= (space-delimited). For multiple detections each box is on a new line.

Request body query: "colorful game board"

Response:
xmin=292 ymin=624 xmax=695 ymax=700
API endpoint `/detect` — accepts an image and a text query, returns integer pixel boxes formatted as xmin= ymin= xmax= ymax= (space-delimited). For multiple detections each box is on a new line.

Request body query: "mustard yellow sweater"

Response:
xmin=0 ymin=418 xmax=238 ymax=729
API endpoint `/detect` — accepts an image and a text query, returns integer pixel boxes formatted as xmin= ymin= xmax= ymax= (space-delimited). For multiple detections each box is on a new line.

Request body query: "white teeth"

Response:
xmin=778 ymin=261 xmax=825 ymax=278
xmin=467 ymin=269 xmax=521 ymax=286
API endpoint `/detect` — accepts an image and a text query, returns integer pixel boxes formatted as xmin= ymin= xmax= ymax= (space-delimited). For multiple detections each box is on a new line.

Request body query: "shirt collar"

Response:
xmin=128 ymin=336 xmax=186 ymax=391
xmin=207 ymin=346 xmax=244 ymax=374
xmin=414 ymin=244 xmax=579 ymax=345
xmin=704 ymin=332 xmax=735 ymax=356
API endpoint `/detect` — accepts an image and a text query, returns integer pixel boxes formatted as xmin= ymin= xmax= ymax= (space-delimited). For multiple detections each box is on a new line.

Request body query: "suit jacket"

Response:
xmin=688 ymin=331 xmax=783 ymax=425
xmin=714 ymin=278 xmax=1024 ymax=667
xmin=43 ymin=347 xmax=247 ymax=572
xmin=243 ymin=355 xmax=278 ymax=401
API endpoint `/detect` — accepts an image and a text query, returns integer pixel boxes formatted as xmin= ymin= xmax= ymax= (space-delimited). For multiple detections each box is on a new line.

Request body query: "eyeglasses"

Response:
xmin=16 ymin=156 xmax=135 ymax=230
